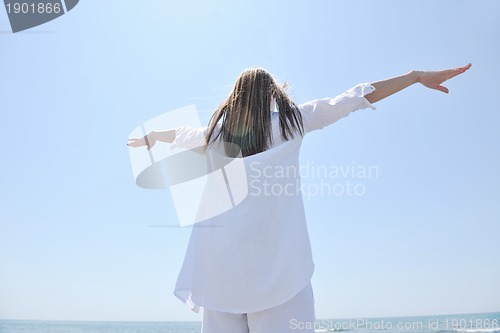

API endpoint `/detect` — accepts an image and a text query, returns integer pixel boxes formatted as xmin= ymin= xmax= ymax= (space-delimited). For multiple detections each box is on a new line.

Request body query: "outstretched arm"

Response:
xmin=127 ymin=129 xmax=175 ymax=151
xmin=364 ymin=63 xmax=471 ymax=104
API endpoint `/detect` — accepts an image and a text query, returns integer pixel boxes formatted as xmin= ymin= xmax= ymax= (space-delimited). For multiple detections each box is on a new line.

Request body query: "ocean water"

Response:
xmin=0 ymin=312 xmax=499 ymax=333
xmin=0 ymin=320 xmax=202 ymax=333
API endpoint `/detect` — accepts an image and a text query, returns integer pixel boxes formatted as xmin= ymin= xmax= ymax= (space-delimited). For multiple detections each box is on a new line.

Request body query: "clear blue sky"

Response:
xmin=1 ymin=0 xmax=499 ymax=322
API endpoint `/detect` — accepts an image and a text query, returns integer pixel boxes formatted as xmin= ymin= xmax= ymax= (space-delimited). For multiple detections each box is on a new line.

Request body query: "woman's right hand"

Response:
xmin=127 ymin=132 xmax=156 ymax=151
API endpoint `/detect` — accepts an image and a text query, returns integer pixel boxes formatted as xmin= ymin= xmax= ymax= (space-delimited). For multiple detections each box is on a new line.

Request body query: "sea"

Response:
xmin=0 ymin=312 xmax=499 ymax=333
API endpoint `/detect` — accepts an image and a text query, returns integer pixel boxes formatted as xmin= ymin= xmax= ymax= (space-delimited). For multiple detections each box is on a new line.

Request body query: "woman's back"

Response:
xmin=173 ymin=80 xmax=377 ymax=313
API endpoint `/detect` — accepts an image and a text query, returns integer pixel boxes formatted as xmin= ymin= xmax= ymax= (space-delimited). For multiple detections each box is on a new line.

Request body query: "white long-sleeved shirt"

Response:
xmin=172 ymin=83 xmax=376 ymax=313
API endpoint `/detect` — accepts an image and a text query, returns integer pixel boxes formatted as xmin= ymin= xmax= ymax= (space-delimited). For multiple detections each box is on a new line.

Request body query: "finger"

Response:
xmin=452 ymin=63 xmax=472 ymax=75
xmin=443 ymin=69 xmax=464 ymax=81
xmin=442 ymin=64 xmax=470 ymax=82
xmin=437 ymin=85 xmax=449 ymax=93
xmin=461 ymin=63 xmax=472 ymax=70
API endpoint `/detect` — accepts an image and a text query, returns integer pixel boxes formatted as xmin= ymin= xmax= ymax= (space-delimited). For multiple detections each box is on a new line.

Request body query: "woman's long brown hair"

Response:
xmin=205 ymin=68 xmax=304 ymax=157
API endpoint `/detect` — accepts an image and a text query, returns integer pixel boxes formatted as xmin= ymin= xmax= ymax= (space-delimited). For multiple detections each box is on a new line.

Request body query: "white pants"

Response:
xmin=201 ymin=282 xmax=315 ymax=333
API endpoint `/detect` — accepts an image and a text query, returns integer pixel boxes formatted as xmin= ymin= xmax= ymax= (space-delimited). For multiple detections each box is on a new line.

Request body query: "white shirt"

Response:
xmin=172 ymin=83 xmax=376 ymax=313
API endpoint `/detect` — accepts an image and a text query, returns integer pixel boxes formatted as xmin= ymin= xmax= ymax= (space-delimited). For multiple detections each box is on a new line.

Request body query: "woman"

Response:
xmin=128 ymin=64 xmax=471 ymax=333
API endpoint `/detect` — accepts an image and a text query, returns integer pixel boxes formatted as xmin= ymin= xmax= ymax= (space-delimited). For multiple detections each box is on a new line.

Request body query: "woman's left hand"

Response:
xmin=417 ymin=63 xmax=472 ymax=93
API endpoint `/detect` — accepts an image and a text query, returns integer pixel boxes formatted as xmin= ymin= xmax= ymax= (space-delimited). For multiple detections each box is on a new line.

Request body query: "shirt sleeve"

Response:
xmin=170 ymin=126 xmax=208 ymax=149
xmin=298 ymin=83 xmax=376 ymax=133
